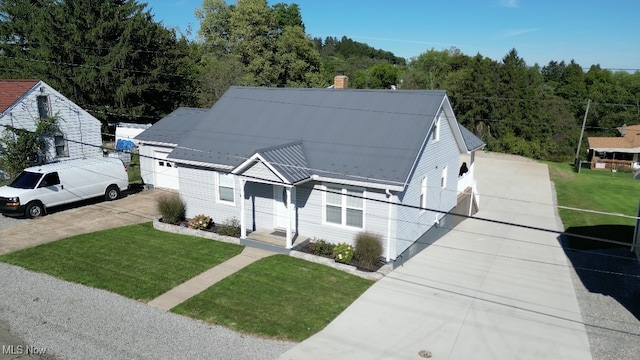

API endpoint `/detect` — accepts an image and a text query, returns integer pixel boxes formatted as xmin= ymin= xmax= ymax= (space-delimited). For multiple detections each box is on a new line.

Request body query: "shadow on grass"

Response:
xmin=560 ymin=225 xmax=640 ymax=320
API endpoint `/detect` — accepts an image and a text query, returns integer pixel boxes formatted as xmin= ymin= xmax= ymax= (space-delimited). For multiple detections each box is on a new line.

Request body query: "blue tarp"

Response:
xmin=116 ymin=139 xmax=135 ymax=151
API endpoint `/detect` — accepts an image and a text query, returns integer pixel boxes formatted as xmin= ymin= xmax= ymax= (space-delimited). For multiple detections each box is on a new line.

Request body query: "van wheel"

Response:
xmin=105 ymin=185 xmax=120 ymax=201
xmin=26 ymin=202 xmax=44 ymax=218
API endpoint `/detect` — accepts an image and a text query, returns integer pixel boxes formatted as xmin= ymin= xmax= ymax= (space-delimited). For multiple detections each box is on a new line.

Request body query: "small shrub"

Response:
xmin=333 ymin=243 xmax=354 ymax=264
xmin=308 ymin=238 xmax=335 ymax=256
xmin=188 ymin=214 xmax=212 ymax=230
xmin=354 ymin=232 xmax=383 ymax=269
xmin=217 ymin=217 xmax=240 ymax=237
xmin=157 ymin=193 xmax=185 ymax=224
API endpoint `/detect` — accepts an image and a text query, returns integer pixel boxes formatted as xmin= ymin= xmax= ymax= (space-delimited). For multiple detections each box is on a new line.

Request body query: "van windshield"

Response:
xmin=9 ymin=171 xmax=43 ymax=189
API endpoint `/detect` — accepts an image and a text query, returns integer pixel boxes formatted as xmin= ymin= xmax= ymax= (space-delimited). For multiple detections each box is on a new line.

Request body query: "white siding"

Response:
xmin=138 ymin=144 xmax=176 ymax=189
xmin=243 ymin=182 xmax=274 ymax=231
xmin=178 ymin=168 xmax=391 ymax=258
xmin=243 ymin=161 xmax=281 ymax=183
xmin=179 ymin=166 xmax=239 ymax=223
xmin=393 ymin=110 xmax=460 ymax=258
xmin=0 ymin=82 xmax=102 ymax=161
xmin=296 ymin=182 xmax=390 ymax=255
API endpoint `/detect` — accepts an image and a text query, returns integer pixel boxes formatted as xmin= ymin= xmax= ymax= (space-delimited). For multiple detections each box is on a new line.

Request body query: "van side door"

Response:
xmin=35 ymin=172 xmax=69 ymax=207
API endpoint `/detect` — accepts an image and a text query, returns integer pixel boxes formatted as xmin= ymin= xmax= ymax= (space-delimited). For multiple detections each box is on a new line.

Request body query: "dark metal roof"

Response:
xmin=169 ymin=87 xmax=449 ymax=186
xmin=256 ymin=141 xmax=311 ymax=184
xmin=135 ymin=107 xmax=207 ymax=145
xmin=458 ymin=123 xmax=485 ymax=152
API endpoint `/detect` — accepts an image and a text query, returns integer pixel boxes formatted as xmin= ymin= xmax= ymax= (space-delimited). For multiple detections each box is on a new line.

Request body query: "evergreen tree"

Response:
xmin=0 ymin=0 xmax=197 ymax=124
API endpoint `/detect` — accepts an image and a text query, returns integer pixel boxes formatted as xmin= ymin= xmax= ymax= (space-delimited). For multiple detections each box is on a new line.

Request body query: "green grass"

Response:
xmin=547 ymin=161 xmax=640 ymax=247
xmin=0 ymin=222 xmax=244 ymax=301
xmin=172 ymin=255 xmax=373 ymax=341
xmin=128 ymin=153 xmax=142 ymax=185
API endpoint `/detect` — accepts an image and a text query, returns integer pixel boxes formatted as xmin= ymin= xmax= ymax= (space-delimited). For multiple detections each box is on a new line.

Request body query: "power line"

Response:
xmin=3 ymin=54 xmax=640 ymax=108
xmin=4 ymin=132 xmax=638 ymax=284
xmin=2 ymin=122 xmax=638 ymax=225
xmin=61 ymin=134 xmax=640 ymax=245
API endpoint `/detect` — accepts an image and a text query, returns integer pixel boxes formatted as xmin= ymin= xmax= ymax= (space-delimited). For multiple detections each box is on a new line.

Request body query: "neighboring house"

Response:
xmin=587 ymin=124 xmax=640 ymax=170
xmin=135 ymin=107 xmax=208 ymax=190
xmin=137 ymin=81 xmax=484 ymax=261
xmin=0 ymin=79 xmax=102 ymax=163
xmin=115 ymin=122 xmax=151 ymax=149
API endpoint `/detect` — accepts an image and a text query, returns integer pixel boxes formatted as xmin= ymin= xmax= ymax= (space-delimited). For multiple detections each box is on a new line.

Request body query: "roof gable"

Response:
xmin=170 ymin=87 xmax=450 ymax=187
xmin=0 ymin=80 xmax=39 ymax=114
xmin=234 ymin=141 xmax=311 ymax=184
xmin=458 ymin=123 xmax=485 ymax=152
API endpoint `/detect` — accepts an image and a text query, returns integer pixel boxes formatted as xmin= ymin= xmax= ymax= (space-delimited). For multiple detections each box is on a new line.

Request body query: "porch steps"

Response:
xmin=148 ymin=247 xmax=274 ymax=310
xmin=240 ymin=237 xmax=294 ymax=254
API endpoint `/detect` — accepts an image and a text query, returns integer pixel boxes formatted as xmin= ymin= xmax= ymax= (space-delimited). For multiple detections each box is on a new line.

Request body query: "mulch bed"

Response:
xmin=163 ymin=219 xmax=242 ymax=238
xmin=162 ymin=219 xmax=385 ymax=272
xmin=297 ymin=244 xmax=386 ymax=273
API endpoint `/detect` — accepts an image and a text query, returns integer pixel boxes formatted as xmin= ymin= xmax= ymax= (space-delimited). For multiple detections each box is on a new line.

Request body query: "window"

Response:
xmin=218 ymin=173 xmax=235 ymax=204
xmin=38 ymin=172 xmax=60 ymax=188
xmin=441 ymin=166 xmax=447 ymax=189
xmin=325 ymin=185 xmax=364 ymax=228
xmin=420 ymin=176 xmax=427 ymax=212
xmin=432 ymin=117 xmax=440 ymax=141
xmin=37 ymin=96 xmax=50 ymax=118
xmin=54 ymin=134 xmax=68 ymax=157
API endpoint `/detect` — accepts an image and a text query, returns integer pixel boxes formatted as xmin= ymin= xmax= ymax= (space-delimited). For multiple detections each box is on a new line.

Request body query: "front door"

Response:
xmin=273 ymin=185 xmax=289 ymax=229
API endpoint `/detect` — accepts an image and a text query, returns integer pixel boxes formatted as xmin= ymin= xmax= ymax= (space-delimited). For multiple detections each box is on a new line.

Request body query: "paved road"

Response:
xmin=280 ymin=154 xmax=592 ymax=360
xmin=0 ymin=189 xmax=163 ymax=359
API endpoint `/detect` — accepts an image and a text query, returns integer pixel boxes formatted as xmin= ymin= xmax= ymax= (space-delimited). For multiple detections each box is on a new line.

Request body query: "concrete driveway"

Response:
xmin=280 ymin=153 xmax=592 ymax=360
xmin=0 ymin=189 xmax=164 ymax=255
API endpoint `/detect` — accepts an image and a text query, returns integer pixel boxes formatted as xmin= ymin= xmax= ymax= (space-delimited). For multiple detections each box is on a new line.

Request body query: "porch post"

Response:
xmin=286 ymin=186 xmax=293 ymax=249
xmin=240 ymin=178 xmax=246 ymax=239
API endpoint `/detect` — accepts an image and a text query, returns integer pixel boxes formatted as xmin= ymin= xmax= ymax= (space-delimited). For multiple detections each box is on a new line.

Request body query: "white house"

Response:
xmin=136 ymin=81 xmax=485 ymax=263
xmin=0 ymin=79 xmax=102 ymax=164
xmin=135 ymin=107 xmax=208 ymax=190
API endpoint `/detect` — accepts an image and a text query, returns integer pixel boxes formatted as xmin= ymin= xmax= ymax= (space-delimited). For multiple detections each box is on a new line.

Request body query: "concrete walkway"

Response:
xmin=148 ymin=247 xmax=274 ymax=310
xmin=280 ymin=154 xmax=592 ymax=360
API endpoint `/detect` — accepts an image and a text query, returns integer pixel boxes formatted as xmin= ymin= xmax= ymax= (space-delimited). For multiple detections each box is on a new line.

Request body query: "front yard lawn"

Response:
xmin=172 ymin=254 xmax=373 ymax=342
xmin=0 ymin=222 xmax=244 ymax=301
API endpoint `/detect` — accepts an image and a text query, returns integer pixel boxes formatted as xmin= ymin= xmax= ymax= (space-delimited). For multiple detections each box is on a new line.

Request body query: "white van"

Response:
xmin=0 ymin=157 xmax=129 ymax=218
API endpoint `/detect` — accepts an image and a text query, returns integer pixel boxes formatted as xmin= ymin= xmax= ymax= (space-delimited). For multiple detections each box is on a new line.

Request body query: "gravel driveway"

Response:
xmin=0 ymin=214 xmax=23 ymax=229
xmin=0 ymin=263 xmax=295 ymax=360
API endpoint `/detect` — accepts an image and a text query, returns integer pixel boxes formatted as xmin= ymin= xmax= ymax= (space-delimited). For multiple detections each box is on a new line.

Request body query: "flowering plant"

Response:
xmin=333 ymin=243 xmax=354 ymax=264
xmin=188 ymin=214 xmax=212 ymax=230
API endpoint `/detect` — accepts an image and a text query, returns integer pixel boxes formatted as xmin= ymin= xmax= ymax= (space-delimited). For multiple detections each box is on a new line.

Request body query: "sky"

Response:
xmin=145 ymin=0 xmax=639 ymax=71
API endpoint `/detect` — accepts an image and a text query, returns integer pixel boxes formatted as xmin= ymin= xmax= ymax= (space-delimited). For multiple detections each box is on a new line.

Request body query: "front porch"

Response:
xmin=590 ymin=157 xmax=637 ymax=171
xmin=246 ymin=228 xmax=310 ymax=250
xmin=588 ymin=148 xmax=640 ymax=171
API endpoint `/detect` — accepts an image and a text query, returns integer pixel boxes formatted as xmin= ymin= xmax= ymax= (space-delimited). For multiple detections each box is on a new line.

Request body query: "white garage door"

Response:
xmin=154 ymin=151 xmax=179 ymax=189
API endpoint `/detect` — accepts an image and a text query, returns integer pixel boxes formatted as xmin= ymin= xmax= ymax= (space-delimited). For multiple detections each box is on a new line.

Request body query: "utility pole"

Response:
xmin=575 ymin=99 xmax=591 ymax=173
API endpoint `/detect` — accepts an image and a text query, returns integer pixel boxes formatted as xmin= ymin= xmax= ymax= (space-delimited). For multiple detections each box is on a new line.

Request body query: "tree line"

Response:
xmin=1 ymin=0 xmax=638 ymax=161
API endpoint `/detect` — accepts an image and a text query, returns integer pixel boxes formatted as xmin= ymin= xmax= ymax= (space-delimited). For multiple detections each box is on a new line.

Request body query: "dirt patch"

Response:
xmin=548 ymin=165 xmax=575 ymax=181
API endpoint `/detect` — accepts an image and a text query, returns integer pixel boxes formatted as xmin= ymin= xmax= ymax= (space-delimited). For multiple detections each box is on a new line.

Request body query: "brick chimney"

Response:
xmin=333 ymin=75 xmax=348 ymax=89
